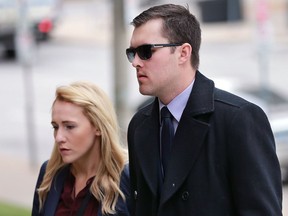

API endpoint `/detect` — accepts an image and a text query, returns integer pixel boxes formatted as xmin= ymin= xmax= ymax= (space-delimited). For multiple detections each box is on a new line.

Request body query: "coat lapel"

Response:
xmin=43 ymin=165 xmax=70 ymax=216
xmin=134 ymin=100 xmax=162 ymax=196
xmin=160 ymin=71 xmax=215 ymax=204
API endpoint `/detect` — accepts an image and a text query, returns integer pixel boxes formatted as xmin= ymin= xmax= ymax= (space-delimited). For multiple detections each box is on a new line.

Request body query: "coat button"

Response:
xmin=134 ymin=190 xmax=138 ymax=200
xmin=182 ymin=191 xmax=189 ymax=201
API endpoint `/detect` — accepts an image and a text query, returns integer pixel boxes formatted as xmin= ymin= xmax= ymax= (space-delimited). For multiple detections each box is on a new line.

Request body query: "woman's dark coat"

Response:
xmin=32 ymin=161 xmax=131 ymax=216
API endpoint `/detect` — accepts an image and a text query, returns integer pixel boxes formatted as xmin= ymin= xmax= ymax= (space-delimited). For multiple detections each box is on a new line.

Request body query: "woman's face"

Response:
xmin=51 ymin=100 xmax=100 ymax=164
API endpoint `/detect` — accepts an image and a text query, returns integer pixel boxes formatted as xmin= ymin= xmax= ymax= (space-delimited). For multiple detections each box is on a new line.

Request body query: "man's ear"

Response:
xmin=178 ymin=43 xmax=192 ymax=64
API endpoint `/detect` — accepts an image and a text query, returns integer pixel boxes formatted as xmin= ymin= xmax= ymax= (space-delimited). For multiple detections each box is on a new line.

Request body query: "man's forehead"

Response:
xmin=130 ymin=20 xmax=166 ymax=46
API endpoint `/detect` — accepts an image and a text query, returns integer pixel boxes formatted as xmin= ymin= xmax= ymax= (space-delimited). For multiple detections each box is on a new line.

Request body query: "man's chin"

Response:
xmin=139 ymin=88 xmax=150 ymax=96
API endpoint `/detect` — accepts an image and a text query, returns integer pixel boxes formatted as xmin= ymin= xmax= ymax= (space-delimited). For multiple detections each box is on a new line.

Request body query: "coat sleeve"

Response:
xmin=31 ymin=160 xmax=48 ymax=216
xmin=115 ymin=163 xmax=131 ymax=216
xmin=227 ymin=103 xmax=282 ymax=215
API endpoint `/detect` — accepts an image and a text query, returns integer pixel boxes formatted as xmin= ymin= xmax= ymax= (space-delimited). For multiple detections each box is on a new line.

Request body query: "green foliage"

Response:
xmin=0 ymin=201 xmax=30 ymax=216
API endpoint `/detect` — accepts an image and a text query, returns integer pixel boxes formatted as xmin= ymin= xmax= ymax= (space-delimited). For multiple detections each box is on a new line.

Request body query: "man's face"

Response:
xmin=129 ymin=19 xmax=181 ymax=100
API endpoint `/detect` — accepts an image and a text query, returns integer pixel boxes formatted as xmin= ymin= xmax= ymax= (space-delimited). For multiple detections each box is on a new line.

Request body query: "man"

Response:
xmin=126 ymin=4 xmax=282 ymax=216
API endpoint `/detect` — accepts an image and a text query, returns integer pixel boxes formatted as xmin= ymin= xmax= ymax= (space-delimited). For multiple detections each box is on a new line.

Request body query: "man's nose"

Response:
xmin=131 ymin=53 xmax=143 ymax=68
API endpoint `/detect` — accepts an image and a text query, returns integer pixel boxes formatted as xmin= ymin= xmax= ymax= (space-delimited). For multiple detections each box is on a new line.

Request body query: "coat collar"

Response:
xmin=43 ymin=164 xmax=70 ymax=216
xmin=183 ymin=70 xmax=215 ymax=116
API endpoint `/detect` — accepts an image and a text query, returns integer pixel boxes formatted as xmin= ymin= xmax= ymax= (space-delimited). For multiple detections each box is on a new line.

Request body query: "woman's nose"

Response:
xmin=54 ymin=129 xmax=65 ymax=144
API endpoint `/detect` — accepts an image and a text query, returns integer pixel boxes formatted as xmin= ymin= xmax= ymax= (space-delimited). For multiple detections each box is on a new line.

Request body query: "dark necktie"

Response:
xmin=161 ymin=106 xmax=174 ymax=178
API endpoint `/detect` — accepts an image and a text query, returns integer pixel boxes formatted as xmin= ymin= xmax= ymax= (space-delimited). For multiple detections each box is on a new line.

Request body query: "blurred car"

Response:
xmin=0 ymin=0 xmax=18 ymax=57
xmin=270 ymin=117 xmax=288 ymax=183
xmin=0 ymin=0 xmax=61 ymax=58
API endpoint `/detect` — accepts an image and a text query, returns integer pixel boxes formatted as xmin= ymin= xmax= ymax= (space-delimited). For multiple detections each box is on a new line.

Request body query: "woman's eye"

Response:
xmin=65 ymin=125 xmax=75 ymax=130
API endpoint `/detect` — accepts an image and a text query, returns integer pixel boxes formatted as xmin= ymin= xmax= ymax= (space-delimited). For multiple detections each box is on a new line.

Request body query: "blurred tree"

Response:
xmin=112 ymin=0 xmax=129 ymax=144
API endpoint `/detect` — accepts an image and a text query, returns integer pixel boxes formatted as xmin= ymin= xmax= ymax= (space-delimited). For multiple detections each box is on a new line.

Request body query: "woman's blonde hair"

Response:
xmin=37 ymin=81 xmax=127 ymax=214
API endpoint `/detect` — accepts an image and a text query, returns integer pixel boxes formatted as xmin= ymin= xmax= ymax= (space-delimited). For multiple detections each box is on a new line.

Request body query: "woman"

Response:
xmin=32 ymin=81 xmax=130 ymax=216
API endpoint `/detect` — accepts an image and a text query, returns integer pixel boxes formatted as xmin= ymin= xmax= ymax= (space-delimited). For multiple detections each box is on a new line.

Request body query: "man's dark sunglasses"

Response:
xmin=126 ymin=43 xmax=183 ymax=63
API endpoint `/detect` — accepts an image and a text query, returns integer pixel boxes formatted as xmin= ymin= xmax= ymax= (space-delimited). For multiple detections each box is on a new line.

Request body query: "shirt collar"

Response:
xmin=159 ymin=80 xmax=194 ymax=122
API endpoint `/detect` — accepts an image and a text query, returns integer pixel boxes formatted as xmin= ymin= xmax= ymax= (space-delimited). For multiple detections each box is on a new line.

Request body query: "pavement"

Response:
xmin=0 ymin=155 xmax=39 ymax=209
xmin=0 ymin=0 xmax=288 ymax=214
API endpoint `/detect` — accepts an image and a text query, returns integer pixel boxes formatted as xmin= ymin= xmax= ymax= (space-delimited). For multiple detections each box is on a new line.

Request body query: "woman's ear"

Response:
xmin=95 ymin=128 xmax=101 ymax=136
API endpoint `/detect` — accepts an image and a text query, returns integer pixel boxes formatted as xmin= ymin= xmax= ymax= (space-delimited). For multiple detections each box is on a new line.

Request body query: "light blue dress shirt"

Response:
xmin=159 ymin=80 xmax=195 ymax=132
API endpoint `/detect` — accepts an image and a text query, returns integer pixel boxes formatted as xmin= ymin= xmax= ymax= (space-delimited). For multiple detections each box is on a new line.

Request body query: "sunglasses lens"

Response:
xmin=126 ymin=45 xmax=153 ymax=62
xmin=137 ymin=45 xmax=152 ymax=60
xmin=126 ymin=48 xmax=135 ymax=63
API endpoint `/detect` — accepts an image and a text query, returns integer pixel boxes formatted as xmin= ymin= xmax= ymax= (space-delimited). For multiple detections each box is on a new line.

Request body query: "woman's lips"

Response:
xmin=59 ymin=147 xmax=71 ymax=155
